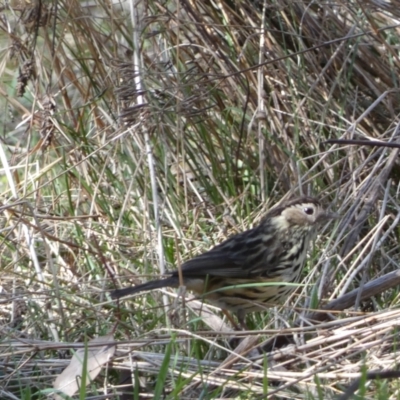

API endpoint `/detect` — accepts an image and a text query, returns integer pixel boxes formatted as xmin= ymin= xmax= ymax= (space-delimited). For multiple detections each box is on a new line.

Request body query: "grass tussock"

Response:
xmin=1 ymin=0 xmax=400 ymax=398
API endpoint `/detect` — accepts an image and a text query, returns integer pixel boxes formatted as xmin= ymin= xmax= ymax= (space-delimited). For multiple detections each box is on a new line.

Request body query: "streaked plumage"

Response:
xmin=111 ymin=196 xmax=335 ymax=325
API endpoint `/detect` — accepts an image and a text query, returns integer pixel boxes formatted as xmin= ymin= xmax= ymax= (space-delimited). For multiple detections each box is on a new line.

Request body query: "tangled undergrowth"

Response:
xmin=1 ymin=0 xmax=400 ymax=398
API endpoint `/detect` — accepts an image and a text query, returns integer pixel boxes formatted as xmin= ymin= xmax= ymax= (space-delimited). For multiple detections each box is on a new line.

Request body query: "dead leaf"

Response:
xmin=53 ymin=334 xmax=115 ymax=398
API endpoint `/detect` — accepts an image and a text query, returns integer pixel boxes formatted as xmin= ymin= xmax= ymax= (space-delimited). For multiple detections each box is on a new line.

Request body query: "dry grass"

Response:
xmin=1 ymin=0 xmax=400 ymax=398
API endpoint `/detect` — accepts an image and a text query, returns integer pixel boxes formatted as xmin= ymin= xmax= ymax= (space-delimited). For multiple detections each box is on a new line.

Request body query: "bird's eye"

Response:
xmin=304 ymin=206 xmax=315 ymax=215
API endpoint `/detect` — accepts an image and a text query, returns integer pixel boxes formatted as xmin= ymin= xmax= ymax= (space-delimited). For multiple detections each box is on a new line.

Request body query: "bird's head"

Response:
xmin=268 ymin=197 xmax=337 ymax=228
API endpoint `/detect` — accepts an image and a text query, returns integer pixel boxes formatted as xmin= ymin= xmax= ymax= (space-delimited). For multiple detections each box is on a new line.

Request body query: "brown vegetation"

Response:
xmin=1 ymin=0 xmax=400 ymax=398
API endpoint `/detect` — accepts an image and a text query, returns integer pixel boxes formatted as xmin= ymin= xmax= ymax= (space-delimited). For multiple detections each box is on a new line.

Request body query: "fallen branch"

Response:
xmin=306 ymin=269 xmax=400 ymax=323
xmin=262 ymin=269 xmax=400 ymax=350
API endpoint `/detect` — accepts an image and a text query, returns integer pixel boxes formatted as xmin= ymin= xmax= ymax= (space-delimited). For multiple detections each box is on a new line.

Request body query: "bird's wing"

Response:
xmin=176 ymin=250 xmax=249 ymax=278
xmin=174 ymin=229 xmax=280 ymax=279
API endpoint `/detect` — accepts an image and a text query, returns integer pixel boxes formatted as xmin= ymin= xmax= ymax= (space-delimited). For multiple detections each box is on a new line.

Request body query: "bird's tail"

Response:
xmin=110 ymin=277 xmax=179 ymax=299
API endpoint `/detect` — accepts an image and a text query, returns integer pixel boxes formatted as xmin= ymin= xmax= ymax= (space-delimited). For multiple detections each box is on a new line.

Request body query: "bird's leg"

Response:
xmin=224 ymin=310 xmax=250 ymax=349
xmin=222 ymin=309 xmax=248 ymax=330
xmin=236 ymin=310 xmax=250 ymax=331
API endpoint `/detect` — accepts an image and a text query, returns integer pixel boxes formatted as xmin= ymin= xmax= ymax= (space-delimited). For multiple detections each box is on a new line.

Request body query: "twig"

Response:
xmin=337 ymin=369 xmax=400 ymax=400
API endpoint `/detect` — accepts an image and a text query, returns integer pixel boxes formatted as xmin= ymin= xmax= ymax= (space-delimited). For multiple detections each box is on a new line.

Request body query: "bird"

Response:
xmin=111 ymin=196 xmax=336 ymax=327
